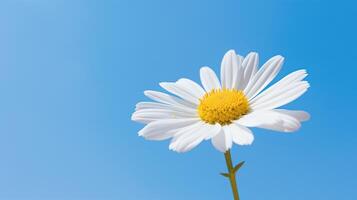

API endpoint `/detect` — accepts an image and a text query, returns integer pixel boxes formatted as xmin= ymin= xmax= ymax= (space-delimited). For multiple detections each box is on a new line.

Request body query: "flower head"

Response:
xmin=132 ymin=50 xmax=310 ymax=153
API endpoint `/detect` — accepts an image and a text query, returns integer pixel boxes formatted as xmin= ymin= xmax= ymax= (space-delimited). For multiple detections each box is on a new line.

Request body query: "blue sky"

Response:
xmin=0 ymin=0 xmax=356 ymax=199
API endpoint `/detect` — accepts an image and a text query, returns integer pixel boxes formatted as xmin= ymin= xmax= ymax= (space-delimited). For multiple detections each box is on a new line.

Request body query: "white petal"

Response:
xmin=240 ymin=52 xmax=259 ymax=90
xmin=132 ymin=108 xmax=197 ymax=124
xmin=221 ymin=50 xmax=239 ymax=89
xmin=176 ymin=78 xmax=205 ymax=99
xmin=275 ymin=109 xmax=310 ymax=122
xmin=211 ymin=127 xmax=232 ymax=152
xmin=135 ymin=102 xmax=196 ymax=114
xmin=144 ymin=90 xmax=196 ymax=109
xmin=250 ymin=81 xmax=310 ymax=110
xmin=170 ymin=122 xmax=221 ymax=153
xmin=132 ymin=110 xmax=173 ymax=124
xmin=236 ymin=110 xmax=301 ymax=132
xmin=135 ymin=102 xmax=170 ymax=111
xmin=200 ymin=66 xmax=221 ymax=92
xmin=250 ymin=69 xmax=308 ymax=109
xmin=181 ymin=124 xmax=221 ymax=152
xmin=169 ymin=122 xmax=203 ymax=152
xmin=160 ymin=82 xmax=200 ymax=105
xmin=233 ymin=55 xmax=244 ymax=89
xmin=254 ymin=70 xmax=307 ymax=98
xmin=227 ymin=123 xmax=254 ymax=145
xmin=243 ymin=55 xmax=284 ymax=100
xmin=138 ymin=118 xmax=199 ymax=140
xmin=237 ymin=54 xmax=244 ymax=61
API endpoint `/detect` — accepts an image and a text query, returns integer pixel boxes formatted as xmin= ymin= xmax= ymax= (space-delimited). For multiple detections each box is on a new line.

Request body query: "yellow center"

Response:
xmin=198 ymin=89 xmax=250 ymax=125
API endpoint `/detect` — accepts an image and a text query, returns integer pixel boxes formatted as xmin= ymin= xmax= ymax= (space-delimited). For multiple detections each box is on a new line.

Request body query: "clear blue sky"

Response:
xmin=0 ymin=0 xmax=355 ymax=199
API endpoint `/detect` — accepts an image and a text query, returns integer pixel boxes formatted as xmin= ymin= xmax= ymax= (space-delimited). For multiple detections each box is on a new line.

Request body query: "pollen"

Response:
xmin=198 ymin=89 xmax=250 ymax=125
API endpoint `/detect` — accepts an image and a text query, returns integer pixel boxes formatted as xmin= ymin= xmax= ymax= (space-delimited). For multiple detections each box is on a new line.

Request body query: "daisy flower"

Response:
xmin=132 ymin=50 xmax=310 ymax=153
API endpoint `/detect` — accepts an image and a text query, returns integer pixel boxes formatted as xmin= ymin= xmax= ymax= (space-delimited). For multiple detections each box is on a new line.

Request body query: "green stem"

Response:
xmin=224 ymin=150 xmax=240 ymax=200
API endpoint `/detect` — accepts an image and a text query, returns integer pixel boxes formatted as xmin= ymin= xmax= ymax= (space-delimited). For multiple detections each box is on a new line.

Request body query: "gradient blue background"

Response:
xmin=0 ymin=0 xmax=355 ymax=199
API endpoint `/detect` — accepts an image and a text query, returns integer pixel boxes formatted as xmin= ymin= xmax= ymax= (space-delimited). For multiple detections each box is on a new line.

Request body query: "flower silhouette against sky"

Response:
xmin=132 ymin=50 xmax=310 ymax=153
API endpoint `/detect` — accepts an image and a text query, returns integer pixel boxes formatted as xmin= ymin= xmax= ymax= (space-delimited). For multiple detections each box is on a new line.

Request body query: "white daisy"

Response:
xmin=132 ymin=50 xmax=310 ymax=153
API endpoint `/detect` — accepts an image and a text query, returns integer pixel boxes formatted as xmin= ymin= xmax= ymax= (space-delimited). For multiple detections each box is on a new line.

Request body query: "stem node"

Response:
xmin=223 ymin=150 xmax=241 ymax=200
